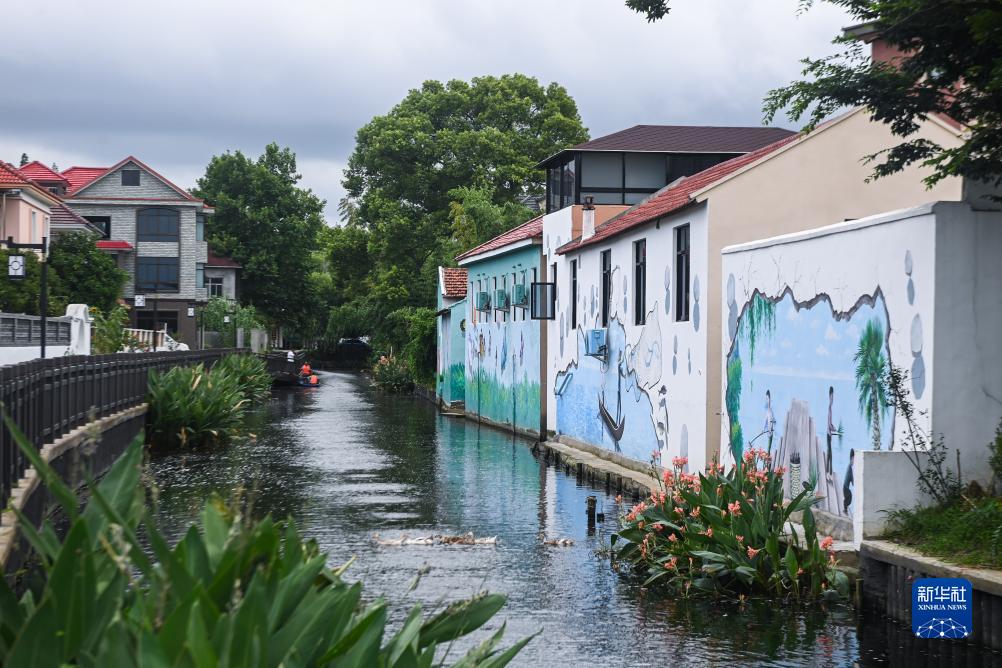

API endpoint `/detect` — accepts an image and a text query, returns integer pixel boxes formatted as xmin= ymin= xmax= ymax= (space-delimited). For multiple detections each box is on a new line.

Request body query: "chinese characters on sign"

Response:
xmin=912 ymin=578 xmax=973 ymax=639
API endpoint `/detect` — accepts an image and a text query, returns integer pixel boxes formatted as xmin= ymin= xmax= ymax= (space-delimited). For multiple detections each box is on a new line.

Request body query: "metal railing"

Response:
xmin=0 ymin=348 xmax=244 ymax=506
xmin=0 ymin=314 xmax=72 ymax=347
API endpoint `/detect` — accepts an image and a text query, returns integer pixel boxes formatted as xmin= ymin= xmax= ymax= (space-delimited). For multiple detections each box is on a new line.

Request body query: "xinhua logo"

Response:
xmin=912 ymin=577 xmax=973 ymax=639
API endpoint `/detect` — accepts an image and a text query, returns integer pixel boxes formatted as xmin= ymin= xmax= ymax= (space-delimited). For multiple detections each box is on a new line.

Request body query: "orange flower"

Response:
xmin=747 ymin=546 xmax=760 ymax=558
xmin=820 ymin=536 xmax=834 ymax=551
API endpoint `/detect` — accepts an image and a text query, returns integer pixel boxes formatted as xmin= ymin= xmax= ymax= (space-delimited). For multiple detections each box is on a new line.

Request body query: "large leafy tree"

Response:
xmin=626 ymin=0 xmax=1002 ymax=188
xmin=193 ymin=144 xmax=325 ymax=327
xmin=341 ymin=74 xmax=588 ymax=308
xmin=49 ymin=232 xmax=128 ymax=313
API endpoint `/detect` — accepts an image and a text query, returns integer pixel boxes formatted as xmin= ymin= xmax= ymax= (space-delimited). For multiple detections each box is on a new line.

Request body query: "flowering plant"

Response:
xmin=611 ymin=449 xmax=848 ymax=600
xmin=371 ymin=354 xmax=414 ymax=393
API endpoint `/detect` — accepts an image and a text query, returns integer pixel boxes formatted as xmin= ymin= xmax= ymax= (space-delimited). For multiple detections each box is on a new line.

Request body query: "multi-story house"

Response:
xmin=60 ymin=156 xmax=212 ymax=345
xmin=16 ymin=162 xmax=103 ymax=237
xmin=0 ymin=162 xmax=59 ymax=247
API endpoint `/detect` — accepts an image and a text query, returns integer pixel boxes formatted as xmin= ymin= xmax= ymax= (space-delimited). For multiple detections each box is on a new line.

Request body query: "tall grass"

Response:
xmin=0 ymin=418 xmax=532 ymax=666
xmin=213 ymin=353 xmax=273 ymax=403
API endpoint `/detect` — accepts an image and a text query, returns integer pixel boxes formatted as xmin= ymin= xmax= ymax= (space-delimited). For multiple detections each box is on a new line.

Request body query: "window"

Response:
xmin=675 ymin=224 xmax=690 ymax=322
xmin=84 ymin=216 xmax=111 ymax=239
xmin=121 ymin=169 xmax=140 ymax=186
xmin=137 ymin=208 xmax=179 ymax=242
xmin=136 ymin=257 xmax=179 ymax=293
xmin=601 ymin=249 xmax=612 ymax=327
xmin=634 ymin=239 xmax=647 ymax=325
xmin=196 ymin=213 xmax=205 ymax=242
xmin=625 ymin=153 xmax=664 ymax=189
xmin=196 ymin=263 xmax=205 ymax=288
xmin=530 ymin=282 xmax=556 ymax=320
xmin=30 ymin=211 xmax=37 ymax=243
xmin=546 ymin=157 xmax=577 ymax=212
xmin=570 ymin=259 xmax=578 ymax=330
xmin=207 ymin=276 xmax=224 ymax=298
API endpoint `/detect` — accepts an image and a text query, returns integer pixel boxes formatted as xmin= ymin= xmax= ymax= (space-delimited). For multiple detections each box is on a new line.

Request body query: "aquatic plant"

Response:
xmin=146 ymin=362 xmax=248 ymax=449
xmin=612 ymin=450 xmax=849 ymax=600
xmin=212 ymin=352 xmax=273 ymax=403
xmin=0 ymin=422 xmax=531 ymax=666
xmin=372 ymin=354 xmax=415 ymax=393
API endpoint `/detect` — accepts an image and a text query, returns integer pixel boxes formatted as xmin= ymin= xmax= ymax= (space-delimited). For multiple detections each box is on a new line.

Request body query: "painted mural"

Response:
xmin=725 ymin=288 xmax=892 ymax=518
xmin=465 ymin=318 xmax=540 ymax=432
xmin=554 ymin=316 xmax=660 ymax=462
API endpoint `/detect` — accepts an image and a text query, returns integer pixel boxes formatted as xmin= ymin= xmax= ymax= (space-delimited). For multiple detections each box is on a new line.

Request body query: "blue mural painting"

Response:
xmin=726 ymin=289 xmax=892 ymax=518
xmin=555 ymin=317 xmax=659 ymax=462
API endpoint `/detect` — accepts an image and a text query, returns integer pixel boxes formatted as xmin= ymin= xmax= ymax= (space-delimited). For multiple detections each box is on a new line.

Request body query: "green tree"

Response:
xmin=625 ymin=0 xmax=1002 ymax=188
xmin=854 ymin=319 xmax=889 ymax=450
xmin=449 ymin=185 xmax=534 ymax=250
xmin=193 ymin=144 xmax=326 ymax=329
xmin=201 ymin=297 xmax=264 ymax=347
xmin=321 ymin=224 xmax=372 ymax=304
xmin=49 ymin=232 xmax=129 ymax=312
xmin=0 ymin=248 xmax=65 ymax=316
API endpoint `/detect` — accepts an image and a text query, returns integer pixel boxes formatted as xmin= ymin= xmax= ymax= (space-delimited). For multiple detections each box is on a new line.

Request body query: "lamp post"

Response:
xmin=7 ymin=236 xmax=48 ymax=359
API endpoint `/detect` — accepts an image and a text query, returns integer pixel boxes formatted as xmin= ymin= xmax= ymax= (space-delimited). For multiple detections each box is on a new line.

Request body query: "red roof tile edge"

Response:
xmin=442 ymin=267 xmax=468 ymax=298
xmin=455 ymin=215 xmax=544 ymax=262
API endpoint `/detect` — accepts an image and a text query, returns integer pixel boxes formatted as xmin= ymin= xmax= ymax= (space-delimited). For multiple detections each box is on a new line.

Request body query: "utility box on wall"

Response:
xmin=584 ymin=328 xmax=607 ymax=359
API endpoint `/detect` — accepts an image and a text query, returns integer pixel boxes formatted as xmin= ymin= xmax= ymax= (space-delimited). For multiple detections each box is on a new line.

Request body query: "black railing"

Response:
xmin=0 ymin=349 xmax=245 ymax=506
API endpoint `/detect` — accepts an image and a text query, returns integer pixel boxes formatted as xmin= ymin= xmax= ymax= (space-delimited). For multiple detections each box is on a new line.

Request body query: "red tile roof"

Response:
xmin=18 ymin=161 xmax=68 ymax=184
xmin=442 ymin=267 xmax=468 ymax=298
xmin=62 ymin=166 xmax=108 ymax=191
xmin=206 ymin=250 xmax=241 ymax=268
xmin=557 ymin=132 xmax=802 ymax=254
xmin=455 ymin=215 xmax=543 ymax=262
xmin=0 ymin=162 xmax=30 ymax=185
xmin=96 ymin=240 xmax=133 ymax=251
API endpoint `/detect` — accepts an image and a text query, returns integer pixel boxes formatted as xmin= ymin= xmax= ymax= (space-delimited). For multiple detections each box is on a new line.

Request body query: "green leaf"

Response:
xmin=418 ymin=593 xmax=506 ymax=647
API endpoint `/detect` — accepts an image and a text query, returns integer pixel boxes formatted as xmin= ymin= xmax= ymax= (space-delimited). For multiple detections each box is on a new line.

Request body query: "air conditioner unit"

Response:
xmin=513 ymin=283 xmax=528 ymax=306
xmin=494 ymin=289 xmax=509 ymax=310
xmin=475 ymin=291 xmax=491 ymax=311
xmin=585 ymin=328 xmax=607 ymax=358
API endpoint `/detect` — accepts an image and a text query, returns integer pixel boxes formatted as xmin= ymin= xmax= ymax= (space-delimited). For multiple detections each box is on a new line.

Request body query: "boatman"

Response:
xmin=300 ymin=361 xmax=312 ymax=377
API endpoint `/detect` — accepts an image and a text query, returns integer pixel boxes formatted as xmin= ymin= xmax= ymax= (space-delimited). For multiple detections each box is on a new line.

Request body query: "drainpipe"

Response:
xmin=581 ymin=195 xmax=596 ymax=241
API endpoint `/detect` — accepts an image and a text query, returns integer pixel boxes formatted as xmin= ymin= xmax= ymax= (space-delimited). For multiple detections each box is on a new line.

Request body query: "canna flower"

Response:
xmin=728 ymin=501 xmax=742 ymax=516
xmin=651 ymin=449 xmax=662 ymax=460
xmin=668 ymin=533 xmax=678 ymax=543
xmin=666 ymin=556 xmax=678 ymax=570
xmin=662 ymin=470 xmax=675 ymax=487
xmin=689 ymin=506 xmax=701 ymax=518
xmin=703 ymin=527 xmax=714 ymax=538
xmin=735 ymin=535 xmax=744 ymax=543
xmin=672 ymin=456 xmax=689 ymax=469
xmin=746 ymin=546 xmax=760 ymax=558
xmin=820 ymin=536 xmax=834 ymax=551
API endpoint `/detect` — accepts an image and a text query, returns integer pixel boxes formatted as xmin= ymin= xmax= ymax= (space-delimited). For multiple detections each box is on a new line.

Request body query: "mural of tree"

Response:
xmin=854 ymin=320 xmax=890 ymax=450
xmin=740 ymin=292 xmax=777 ymax=364
xmin=726 ymin=348 xmax=744 ymax=461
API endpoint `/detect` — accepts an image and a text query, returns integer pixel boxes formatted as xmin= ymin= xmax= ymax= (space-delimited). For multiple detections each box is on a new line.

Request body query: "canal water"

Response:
xmin=149 ymin=372 xmax=995 ymax=667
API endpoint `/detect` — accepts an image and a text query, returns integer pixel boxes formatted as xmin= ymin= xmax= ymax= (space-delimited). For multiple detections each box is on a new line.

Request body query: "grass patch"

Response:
xmin=884 ymin=497 xmax=1002 ymax=569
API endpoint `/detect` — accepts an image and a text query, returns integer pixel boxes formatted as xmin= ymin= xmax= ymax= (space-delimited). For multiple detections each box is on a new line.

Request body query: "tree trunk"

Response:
xmin=871 ymin=385 xmax=881 ymax=450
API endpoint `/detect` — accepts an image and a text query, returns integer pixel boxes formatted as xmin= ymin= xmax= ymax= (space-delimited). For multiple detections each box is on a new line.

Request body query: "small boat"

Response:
xmin=298 ymin=374 xmax=321 ymax=387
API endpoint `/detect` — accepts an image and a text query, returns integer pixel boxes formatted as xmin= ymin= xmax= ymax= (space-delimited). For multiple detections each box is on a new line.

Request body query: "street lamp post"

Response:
xmin=7 ymin=236 xmax=48 ymax=359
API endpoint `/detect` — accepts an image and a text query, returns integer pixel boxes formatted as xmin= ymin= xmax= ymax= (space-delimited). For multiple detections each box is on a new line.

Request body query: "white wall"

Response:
xmin=543 ymin=204 xmax=710 ymax=470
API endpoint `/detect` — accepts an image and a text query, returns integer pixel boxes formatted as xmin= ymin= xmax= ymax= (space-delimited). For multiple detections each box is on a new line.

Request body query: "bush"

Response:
xmin=147 ymin=362 xmax=247 ymax=449
xmin=885 ymin=497 xmax=1002 ymax=568
xmin=90 ymin=304 xmax=131 ymax=354
xmin=380 ymin=307 xmax=437 ymax=385
xmin=201 ymin=297 xmax=265 ymax=347
xmin=371 ymin=354 xmax=414 ymax=393
xmin=612 ymin=450 xmax=849 ymax=600
xmin=0 ymin=426 xmax=532 ymax=666
xmin=213 ymin=353 xmax=272 ymax=403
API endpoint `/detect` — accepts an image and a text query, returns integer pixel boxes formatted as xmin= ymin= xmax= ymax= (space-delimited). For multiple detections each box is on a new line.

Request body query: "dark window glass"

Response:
xmin=570 ymin=259 xmax=578 ymax=330
xmin=121 ymin=169 xmax=140 ymax=186
xmin=137 ymin=208 xmax=179 ymax=242
xmin=83 ymin=215 xmax=111 ymax=239
xmin=196 ymin=263 xmax=205 ymax=288
xmin=634 ymin=239 xmax=646 ymax=325
xmin=601 ymin=249 xmax=611 ymax=327
xmin=196 ymin=213 xmax=205 ymax=242
xmin=547 ymin=167 xmax=560 ymax=213
xmin=530 ymin=282 xmax=556 ymax=320
xmin=580 ymin=153 xmax=623 ymax=189
xmin=136 ymin=257 xmax=179 ymax=293
xmin=675 ymin=225 xmax=690 ymax=322
xmin=561 ymin=158 xmax=576 ymax=209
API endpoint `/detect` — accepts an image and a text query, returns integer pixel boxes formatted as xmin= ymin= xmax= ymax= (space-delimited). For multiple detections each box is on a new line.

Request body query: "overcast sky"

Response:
xmin=1 ymin=0 xmax=849 ymax=223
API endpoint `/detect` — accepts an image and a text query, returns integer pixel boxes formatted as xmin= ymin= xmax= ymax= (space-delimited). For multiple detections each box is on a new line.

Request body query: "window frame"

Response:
xmin=207 ymin=276 xmax=225 ymax=298
xmin=570 ymin=258 xmax=578 ymax=330
xmin=530 ymin=281 xmax=556 ymax=320
xmin=135 ymin=256 xmax=180 ymax=293
xmin=675 ymin=224 xmax=690 ymax=322
xmin=83 ymin=215 xmax=111 ymax=239
xmin=137 ymin=207 xmax=180 ymax=243
xmin=634 ymin=239 xmax=647 ymax=326
xmin=121 ymin=169 xmax=140 ymax=186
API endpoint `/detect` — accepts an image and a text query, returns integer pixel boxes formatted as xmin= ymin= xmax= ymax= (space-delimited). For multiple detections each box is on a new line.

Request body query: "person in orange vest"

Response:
xmin=299 ymin=362 xmax=312 ymax=377
xmin=309 ymin=374 xmax=319 ymax=385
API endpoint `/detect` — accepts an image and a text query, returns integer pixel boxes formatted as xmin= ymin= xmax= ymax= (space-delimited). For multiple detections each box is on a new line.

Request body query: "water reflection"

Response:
xmin=147 ymin=371 xmax=997 ymax=666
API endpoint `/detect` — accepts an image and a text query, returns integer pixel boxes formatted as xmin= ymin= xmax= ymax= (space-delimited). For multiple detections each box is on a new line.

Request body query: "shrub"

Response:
xmin=90 ymin=304 xmax=131 ymax=354
xmin=0 ymin=424 xmax=532 ymax=666
xmin=213 ymin=353 xmax=272 ymax=403
xmin=886 ymin=497 xmax=1002 ymax=568
xmin=612 ymin=450 xmax=849 ymax=600
xmin=201 ymin=297 xmax=265 ymax=347
xmin=372 ymin=354 xmax=414 ymax=393
xmin=989 ymin=417 xmax=1002 ymax=493
xmin=146 ymin=362 xmax=247 ymax=449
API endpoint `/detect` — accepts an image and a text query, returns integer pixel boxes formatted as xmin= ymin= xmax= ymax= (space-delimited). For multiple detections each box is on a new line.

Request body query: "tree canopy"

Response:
xmin=193 ymin=144 xmax=326 ymax=327
xmin=625 ymin=0 xmax=1002 ymax=188
xmin=49 ymin=232 xmax=129 ymax=313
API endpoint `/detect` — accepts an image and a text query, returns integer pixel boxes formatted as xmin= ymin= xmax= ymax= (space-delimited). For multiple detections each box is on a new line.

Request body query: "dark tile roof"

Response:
xmin=50 ymin=202 xmax=94 ymax=229
xmin=206 ymin=250 xmax=241 ymax=268
xmin=568 ymin=125 xmax=796 ymax=153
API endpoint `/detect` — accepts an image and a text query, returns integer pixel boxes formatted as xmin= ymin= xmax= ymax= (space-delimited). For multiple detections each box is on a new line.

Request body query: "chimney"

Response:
xmin=581 ymin=196 xmax=596 ymax=241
